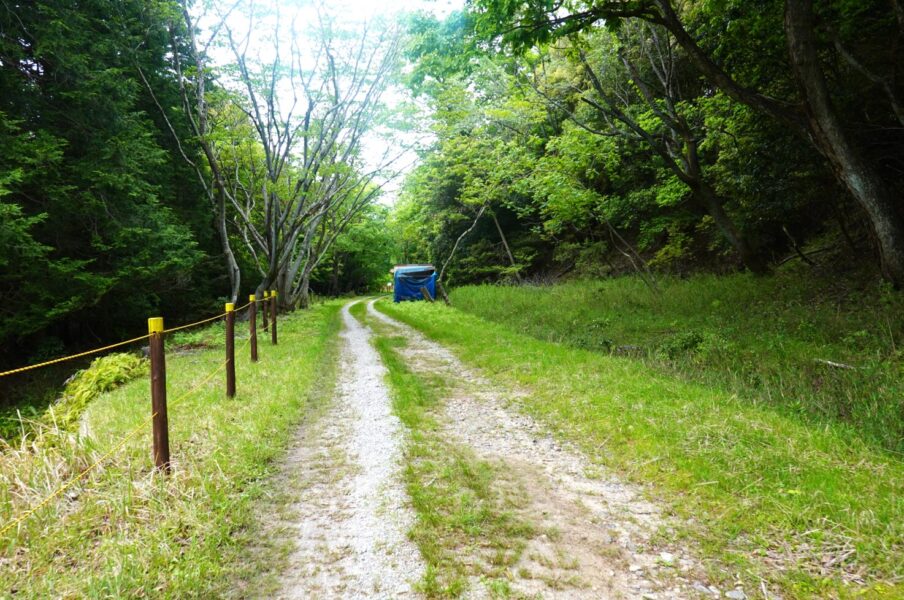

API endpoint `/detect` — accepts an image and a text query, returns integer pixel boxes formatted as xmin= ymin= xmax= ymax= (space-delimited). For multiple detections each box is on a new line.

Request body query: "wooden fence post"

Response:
xmin=261 ymin=290 xmax=269 ymax=330
xmin=148 ymin=317 xmax=170 ymax=472
xmin=270 ymin=290 xmax=278 ymax=345
xmin=225 ymin=303 xmax=236 ymax=398
xmin=249 ymin=294 xmax=258 ymax=362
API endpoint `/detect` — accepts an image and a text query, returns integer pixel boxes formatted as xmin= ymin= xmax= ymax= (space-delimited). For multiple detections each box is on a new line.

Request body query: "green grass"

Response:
xmin=450 ymin=268 xmax=904 ymax=453
xmin=375 ymin=297 xmax=904 ymax=598
xmin=351 ymin=300 xmax=533 ymax=598
xmin=0 ymin=302 xmax=343 ymax=597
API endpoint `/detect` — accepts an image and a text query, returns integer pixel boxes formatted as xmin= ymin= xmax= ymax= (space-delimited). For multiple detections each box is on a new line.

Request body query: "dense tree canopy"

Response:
xmin=1 ymin=0 xmax=903 ymax=366
xmin=395 ymin=0 xmax=904 ymax=287
xmin=0 ymin=0 xmax=215 ymax=360
xmin=0 ymin=0 xmax=399 ymax=367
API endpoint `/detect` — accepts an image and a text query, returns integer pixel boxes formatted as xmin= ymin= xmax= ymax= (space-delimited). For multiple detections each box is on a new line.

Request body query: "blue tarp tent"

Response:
xmin=393 ymin=265 xmax=436 ymax=302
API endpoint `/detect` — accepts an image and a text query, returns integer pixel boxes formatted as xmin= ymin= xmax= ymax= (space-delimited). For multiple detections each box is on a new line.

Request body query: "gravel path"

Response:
xmin=275 ymin=302 xmax=424 ymax=599
xmin=367 ymin=299 xmax=721 ymax=600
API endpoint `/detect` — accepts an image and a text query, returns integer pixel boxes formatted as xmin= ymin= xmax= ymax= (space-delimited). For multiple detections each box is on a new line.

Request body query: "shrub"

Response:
xmin=657 ymin=330 xmax=704 ymax=359
xmin=44 ymin=353 xmax=148 ymax=431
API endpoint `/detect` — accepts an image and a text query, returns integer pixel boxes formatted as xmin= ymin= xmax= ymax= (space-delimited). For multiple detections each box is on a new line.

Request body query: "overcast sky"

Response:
xmin=204 ymin=0 xmax=465 ymax=205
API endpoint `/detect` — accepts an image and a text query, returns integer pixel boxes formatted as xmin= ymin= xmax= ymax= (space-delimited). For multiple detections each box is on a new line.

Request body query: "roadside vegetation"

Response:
xmin=0 ymin=303 xmax=342 ymax=597
xmin=451 ymin=268 xmax=904 ymax=454
xmin=351 ymin=302 xmax=533 ymax=598
xmin=376 ymin=298 xmax=904 ymax=598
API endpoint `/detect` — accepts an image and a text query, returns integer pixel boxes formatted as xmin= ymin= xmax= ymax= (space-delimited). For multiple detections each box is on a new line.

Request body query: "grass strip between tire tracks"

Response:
xmin=351 ymin=301 xmax=532 ymax=598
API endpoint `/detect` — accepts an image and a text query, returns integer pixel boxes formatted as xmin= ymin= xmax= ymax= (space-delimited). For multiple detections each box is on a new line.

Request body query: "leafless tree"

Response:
xmin=143 ymin=0 xmax=403 ymax=307
xmin=217 ymin=3 xmax=403 ymax=308
xmin=139 ymin=0 xmax=245 ymax=301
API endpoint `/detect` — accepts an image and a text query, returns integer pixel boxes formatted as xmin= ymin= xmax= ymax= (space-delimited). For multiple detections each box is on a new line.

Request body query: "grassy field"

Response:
xmin=350 ymin=301 xmax=532 ymax=597
xmin=375 ymin=295 xmax=904 ymax=598
xmin=0 ymin=302 xmax=342 ymax=597
xmin=451 ymin=268 xmax=904 ymax=453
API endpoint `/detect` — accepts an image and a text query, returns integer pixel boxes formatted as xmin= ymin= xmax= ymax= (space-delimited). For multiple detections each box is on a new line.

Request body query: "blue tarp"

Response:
xmin=393 ymin=265 xmax=436 ymax=302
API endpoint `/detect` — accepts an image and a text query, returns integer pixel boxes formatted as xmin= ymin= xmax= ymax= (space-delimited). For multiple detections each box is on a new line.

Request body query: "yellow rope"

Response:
xmin=162 ymin=312 xmax=228 ymax=334
xmin=1 ymin=298 xmax=262 ymax=379
xmin=0 ymin=335 xmax=152 ymax=378
xmin=0 ymin=335 xmax=255 ymax=537
xmin=161 ymin=300 xmax=253 ymax=334
xmin=0 ymin=412 xmax=156 ymax=537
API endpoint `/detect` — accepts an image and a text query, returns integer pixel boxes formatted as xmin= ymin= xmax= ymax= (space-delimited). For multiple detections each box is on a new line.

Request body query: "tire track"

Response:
xmin=275 ymin=302 xmax=424 ymax=599
xmin=367 ymin=299 xmax=716 ymax=599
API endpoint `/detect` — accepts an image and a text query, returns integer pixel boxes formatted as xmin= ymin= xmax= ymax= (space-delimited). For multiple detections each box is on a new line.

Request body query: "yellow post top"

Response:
xmin=263 ymin=290 xmax=269 ymax=298
xmin=249 ymin=294 xmax=256 ymax=301
xmin=271 ymin=290 xmax=278 ymax=297
xmin=148 ymin=317 xmax=164 ymax=334
xmin=225 ymin=302 xmax=235 ymax=312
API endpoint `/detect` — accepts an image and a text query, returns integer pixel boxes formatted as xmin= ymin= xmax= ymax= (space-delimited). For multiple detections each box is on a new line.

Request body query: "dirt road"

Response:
xmin=275 ymin=303 xmax=423 ymax=598
xmin=273 ymin=300 xmax=719 ymax=599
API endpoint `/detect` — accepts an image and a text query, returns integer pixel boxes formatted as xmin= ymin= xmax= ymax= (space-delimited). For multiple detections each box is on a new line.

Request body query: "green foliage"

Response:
xmin=656 ymin=330 xmax=704 ymax=359
xmin=398 ymin=0 xmax=902 ymax=284
xmin=311 ymin=204 xmax=397 ymax=295
xmin=405 ymin=10 xmax=477 ymax=95
xmin=46 ymin=353 xmax=148 ymax=433
xmin=0 ymin=0 xmax=215 ymax=367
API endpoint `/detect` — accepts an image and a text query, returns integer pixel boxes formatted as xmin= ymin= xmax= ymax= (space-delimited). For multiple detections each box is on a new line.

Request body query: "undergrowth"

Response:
xmin=450 ymin=267 xmax=904 ymax=453
xmin=376 ymin=297 xmax=904 ymax=598
xmin=45 ymin=353 xmax=148 ymax=433
xmin=1 ymin=353 xmax=148 ymax=445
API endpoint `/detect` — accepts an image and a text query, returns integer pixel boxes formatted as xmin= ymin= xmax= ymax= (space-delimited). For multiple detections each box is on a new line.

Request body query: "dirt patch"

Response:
xmin=273 ymin=302 xmax=424 ymax=598
xmin=368 ymin=300 xmax=720 ymax=599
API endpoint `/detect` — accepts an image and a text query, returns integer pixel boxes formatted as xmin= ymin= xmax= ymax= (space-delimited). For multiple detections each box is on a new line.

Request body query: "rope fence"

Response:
xmin=0 ymin=291 xmax=280 ymax=537
xmin=0 ymin=335 xmax=152 ymax=378
xmin=0 ymin=299 xmax=259 ymax=378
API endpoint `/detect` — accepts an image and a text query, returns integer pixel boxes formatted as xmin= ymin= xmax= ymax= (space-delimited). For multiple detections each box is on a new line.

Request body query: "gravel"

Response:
xmin=275 ymin=302 xmax=424 ymax=599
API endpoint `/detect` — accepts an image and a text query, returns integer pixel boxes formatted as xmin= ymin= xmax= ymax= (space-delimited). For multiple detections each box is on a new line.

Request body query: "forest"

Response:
xmin=2 ymin=1 xmax=904 ymax=597
xmin=0 ymin=0 xmax=397 ymax=370
xmin=2 ymin=0 xmax=903 ymax=361
xmin=397 ymin=0 xmax=904 ymax=290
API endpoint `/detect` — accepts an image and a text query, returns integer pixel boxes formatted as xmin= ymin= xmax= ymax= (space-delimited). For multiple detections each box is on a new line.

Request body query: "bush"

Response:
xmin=567 ymin=318 xmax=614 ymax=351
xmin=45 ymin=353 xmax=148 ymax=431
xmin=657 ymin=330 xmax=704 ymax=359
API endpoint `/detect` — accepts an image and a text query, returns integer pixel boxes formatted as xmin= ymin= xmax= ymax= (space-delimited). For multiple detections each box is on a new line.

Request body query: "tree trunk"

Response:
xmin=648 ymin=0 xmax=904 ymax=285
xmin=440 ymin=204 xmax=487 ymax=283
xmin=491 ymin=212 xmax=522 ymax=282
xmin=298 ymin=269 xmax=312 ymax=309
xmin=277 ymin=267 xmax=292 ymax=312
xmin=216 ymin=190 xmax=241 ymax=302
xmin=785 ymin=0 xmax=904 ymax=286
xmin=578 ymin=49 xmax=766 ymax=276
xmin=683 ymin=130 xmax=767 ymax=274
xmin=692 ymin=181 xmax=769 ymax=274
xmin=330 ymin=254 xmax=341 ymax=296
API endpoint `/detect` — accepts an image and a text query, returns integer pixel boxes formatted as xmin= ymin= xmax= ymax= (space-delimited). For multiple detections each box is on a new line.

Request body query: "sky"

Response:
xmin=203 ymin=0 xmax=465 ymax=205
